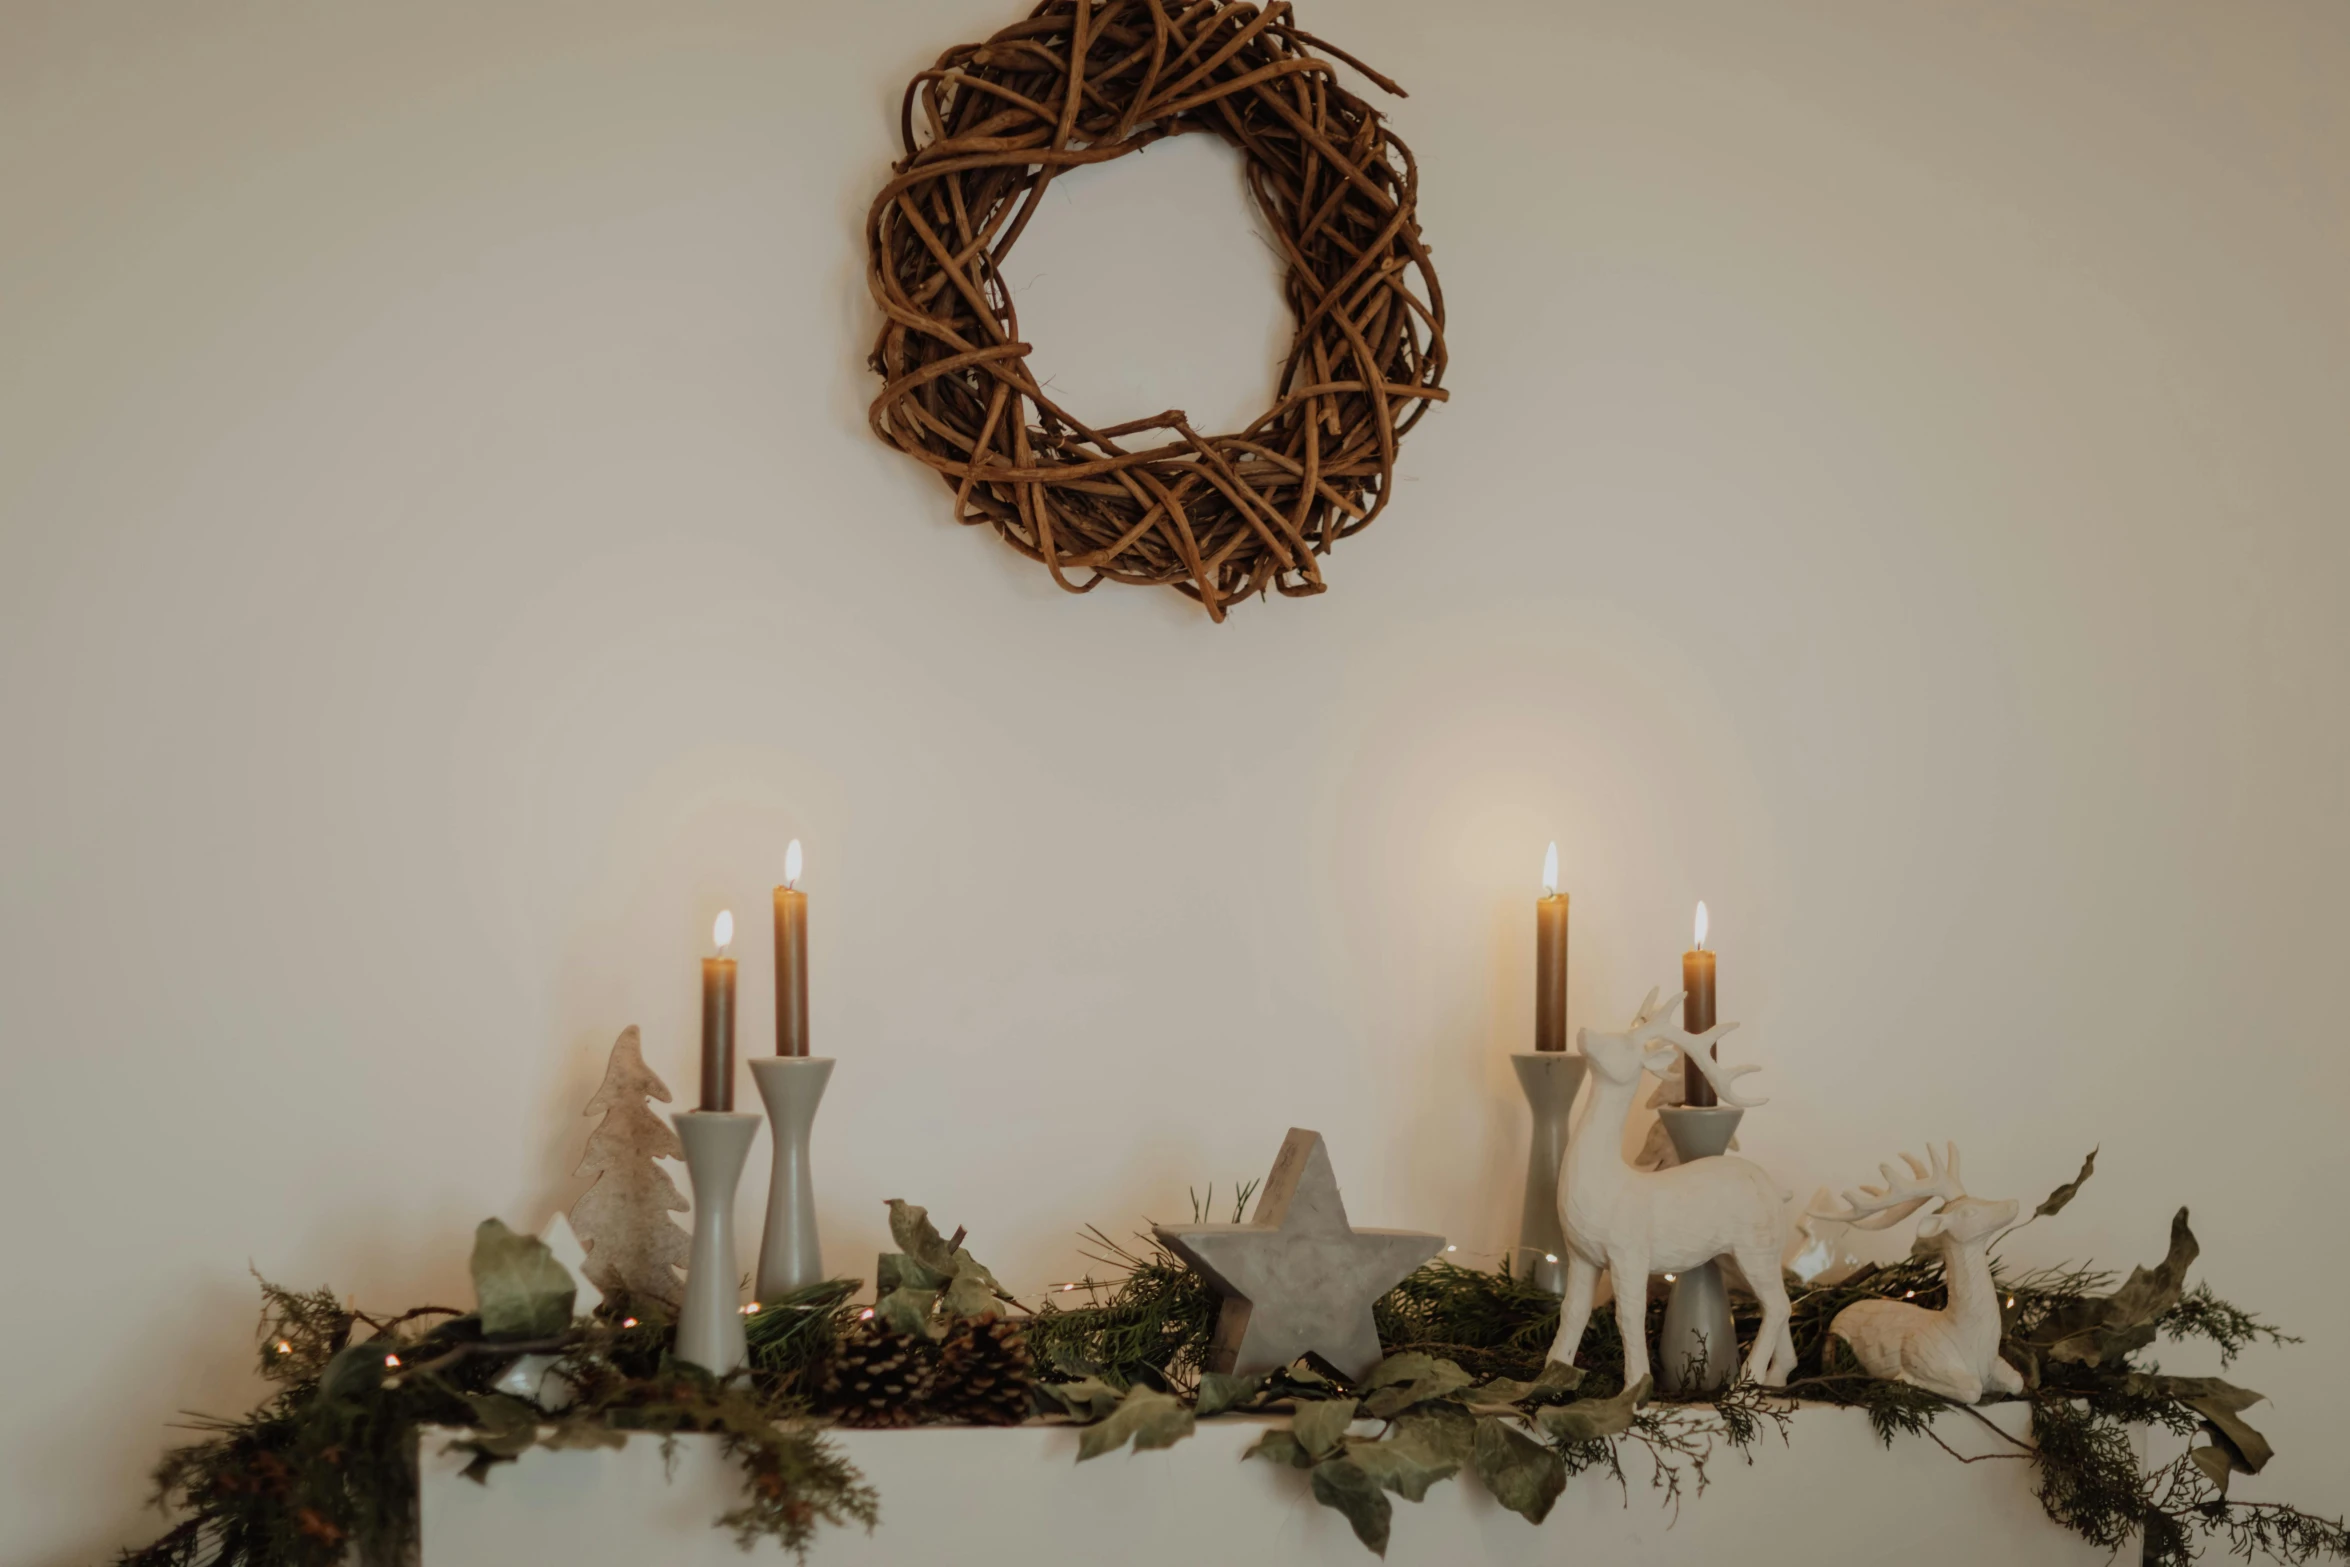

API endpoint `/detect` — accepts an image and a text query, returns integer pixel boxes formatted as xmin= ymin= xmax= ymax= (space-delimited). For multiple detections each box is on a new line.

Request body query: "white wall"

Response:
xmin=3 ymin=1 xmax=2344 ymax=1560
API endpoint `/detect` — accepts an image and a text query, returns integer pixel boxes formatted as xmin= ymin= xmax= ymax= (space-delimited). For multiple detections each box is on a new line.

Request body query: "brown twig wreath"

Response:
xmin=866 ymin=0 xmax=1448 ymax=622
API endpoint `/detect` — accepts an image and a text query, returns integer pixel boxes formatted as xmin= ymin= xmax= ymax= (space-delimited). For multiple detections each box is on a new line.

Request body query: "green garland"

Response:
xmin=119 ymin=1272 xmax=876 ymax=1567
xmin=119 ymin=1172 xmax=2346 ymax=1567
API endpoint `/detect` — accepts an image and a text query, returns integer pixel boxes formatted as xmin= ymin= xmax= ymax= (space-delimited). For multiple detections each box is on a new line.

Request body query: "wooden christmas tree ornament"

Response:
xmin=569 ymin=1026 xmax=691 ymax=1309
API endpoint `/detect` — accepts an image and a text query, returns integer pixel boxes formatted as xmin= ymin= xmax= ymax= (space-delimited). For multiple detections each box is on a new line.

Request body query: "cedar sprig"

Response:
xmin=2160 ymin=1282 xmax=2299 ymax=1368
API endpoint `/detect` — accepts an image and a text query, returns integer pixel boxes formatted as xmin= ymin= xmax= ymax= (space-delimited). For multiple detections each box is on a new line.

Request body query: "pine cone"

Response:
xmin=816 ymin=1320 xmax=934 ymax=1428
xmin=928 ymin=1316 xmax=1035 ymax=1426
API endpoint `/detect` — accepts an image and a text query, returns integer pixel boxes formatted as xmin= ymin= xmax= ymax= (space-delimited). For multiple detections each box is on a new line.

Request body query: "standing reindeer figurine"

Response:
xmin=1813 ymin=1143 xmax=2023 ymax=1403
xmin=1549 ymin=989 xmax=1798 ymax=1388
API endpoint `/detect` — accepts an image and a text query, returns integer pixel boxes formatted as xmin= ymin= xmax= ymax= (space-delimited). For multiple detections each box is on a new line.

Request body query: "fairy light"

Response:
xmin=1903 ymin=1290 xmax=1917 ymax=1299
xmin=859 ymin=1308 xmax=874 ymax=1320
xmin=741 ymin=1302 xmax=761 ymax=1316
xmin=275 ymin=1340 xmax=294 ymax=1356
xmin=622 ymin=1317 xmax=639 ymax=1329
xmin=1543 ymin=1253 xmax=1558 ymax=1264
xmin=1444 ymin=1245 xmax=1457 ymax=1253
xmin=2006 ymin=1296 xmax=2016 ymax=1309
xmin=1663 ymin=1273 xmax=1677 ymax=1283
xmin=384 ymin=1353 xmax=402 ymax=1369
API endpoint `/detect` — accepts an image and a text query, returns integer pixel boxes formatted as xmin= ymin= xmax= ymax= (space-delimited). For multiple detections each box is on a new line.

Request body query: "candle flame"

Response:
xmin=1694 ymin=900 xmax=1709 ymax=951
xmin=1541 ymin=842 xmax=1558 ymax=898
xmin=783 ymin=839 xmax=803 ymax=890
xmin=713 ymin=910 xmax=734 ymax=953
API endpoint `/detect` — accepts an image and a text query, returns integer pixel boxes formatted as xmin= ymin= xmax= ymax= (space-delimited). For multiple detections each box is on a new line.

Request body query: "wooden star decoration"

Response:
xmin=1154 ymin=1128 xmax=1445 ymax=1381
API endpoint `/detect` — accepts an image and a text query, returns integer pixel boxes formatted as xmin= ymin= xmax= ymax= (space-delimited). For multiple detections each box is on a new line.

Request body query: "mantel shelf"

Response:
xmin=421 ymin=1401 xmax=2135 ymax=1565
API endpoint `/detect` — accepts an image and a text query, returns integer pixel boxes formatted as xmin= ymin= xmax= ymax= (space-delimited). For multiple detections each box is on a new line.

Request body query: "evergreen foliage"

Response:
xmin=116 ymin=1181 xmax=2346 ymax=1567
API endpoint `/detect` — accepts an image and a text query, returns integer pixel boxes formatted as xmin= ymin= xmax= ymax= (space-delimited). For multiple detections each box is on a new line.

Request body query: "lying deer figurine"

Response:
xmin=1813 ymin=1143 xmax=2023 ymax=1403
xmin=1548 ymin=989 xmax=1798 ymax=1388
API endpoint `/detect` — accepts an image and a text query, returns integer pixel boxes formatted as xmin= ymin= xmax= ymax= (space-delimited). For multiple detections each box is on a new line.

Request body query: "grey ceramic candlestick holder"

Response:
xmin=672 ymin=1109 xmax=760 ymax=1376
xmin=750 ymin=1055 xmax=833 ymax=1301
xmin=1655 ymin=1104 xmax=1744 ymax=1394
xmin=1511 ymin=1053 xmax=1589 ymax=1294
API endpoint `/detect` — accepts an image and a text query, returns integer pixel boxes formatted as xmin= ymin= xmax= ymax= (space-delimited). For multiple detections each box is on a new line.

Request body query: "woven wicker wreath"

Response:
xmin=865 ymin=0 xmax=1448 ymax=622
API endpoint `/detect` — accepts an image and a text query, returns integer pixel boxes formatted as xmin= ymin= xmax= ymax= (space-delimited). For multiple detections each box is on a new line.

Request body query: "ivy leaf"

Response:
xmin=1075 ymin=1386 xmax=1195 ymax=1461
xmin=1038 ymin=1376 xmax=1124 ymax=1423
xmin=1244 ymin=1428 xmax=1315 ymax=1469
xmin=1363 ymin=1352 xmax=1444 ymax=1388
xmin=470 ymin=1218 xmax=577 ymax=1340
xmin=2160 ymin=1378 xmax=2273 ymax=1475
xmin=2035 ymin=1149 xmax=2098 ymax=1219
xmin=1391 ymin=1405 xmax=1477 ymax=1469
xmin=458 ymin=1393 xmax=541 ymax=1460
xmin=875 ymin=1252 xmax=947 ymax=1294
xmin=1534 ymin=1374 xmax=1650 ymax=1443
xmin=1309 ymin=1458 xmax=1394 ymax=1555
xmin=872 ymin=1287 xmax=937 ymax=1337
xmin=1468 ymin=1360 xmax=1583 ymax=1408
xmin=2043 ymin=1209 xmax=2199 ymax=1366
xmin=538 ymin=1415 xmax=626 ymax=1452
xmin=1196 ymin=1371 xmax=1264 ymax=1417
xmin=940 ymin=1270 xmax=999 ymax=1320
xmin=1533 ymin=1359 xmax=1586 ymax=1393
xmin=1361 ymin=1359 xmax=1473 ymax=1419
xmin=1470 ymin=1416 xmax=1566 ymax=1525
xmin=2189 ymin=1444 xmax=2235 ymax=1495
xmin=948 ymin=1248 xmax=1002 ymax=1295
xmin=1292 ymin=1396 xmax=1360 ymax=1459
xmin=885 ymin=1200 xmax=959 ymax=1275
xmin=1347 ymin=1430 xmax=1462 ymax=1501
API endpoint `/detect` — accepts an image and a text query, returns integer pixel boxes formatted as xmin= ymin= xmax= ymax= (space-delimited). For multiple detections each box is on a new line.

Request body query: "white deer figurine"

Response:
xmin=1813 ymin=1143 xmax=2023 ymax=1403
xmin=1548 ymin=989 xmax=1797 ymax=1388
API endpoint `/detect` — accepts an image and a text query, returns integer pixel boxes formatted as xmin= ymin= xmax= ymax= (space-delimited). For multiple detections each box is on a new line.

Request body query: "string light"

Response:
xmin=858 ymin=1308 xmax=874 ymax=1320
xmin=383 ymin=1353 xmax=402 ymax=1369
xmin=2006 ymin=1296 xmax=2016 ymax=1309
xmin=1903 ymin=1290 xmax=1917 ymax=1299
xmin=1663 ymin=1274 xmax=1677 ymax=1283
xmin=1444 ymin=1245 xmax=1457 ymax=1253
xmin=275 ymin=1340 xmax=294 ymax=1356
xmin=1543 ymin=1253 xmax=1559 ymax=1264
xmin=741 ymin=1302 xmax=761 ymax=1316
xmin=622 ymin=1317 xmax=639 ymax=1328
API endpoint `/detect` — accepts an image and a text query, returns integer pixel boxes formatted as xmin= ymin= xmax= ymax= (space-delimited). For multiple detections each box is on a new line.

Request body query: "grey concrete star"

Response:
xmin=1154 ymin=1128 xmax=1444 ymax=1381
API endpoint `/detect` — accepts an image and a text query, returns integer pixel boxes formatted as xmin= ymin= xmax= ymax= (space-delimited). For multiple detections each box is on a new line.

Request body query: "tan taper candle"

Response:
xmin=1681 ymin=901 xmax=1717 ymax=1107
xmin=1535 ymin=842 xmax=1568 ymax=1052
xmin=774 ymin=839 xmax=809 ymax=1056
xmin=701 ymin=910 xmax=738 ymax=1111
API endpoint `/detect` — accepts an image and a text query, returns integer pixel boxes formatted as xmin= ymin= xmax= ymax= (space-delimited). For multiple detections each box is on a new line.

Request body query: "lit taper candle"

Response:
xmin=1535 ymin=843 xmax=1568 ymax=1052
xmin=773 ymin=840 xmax=808 ymax=1057
xmin=1681 ymin=901 xmax=1717 ymax=1106
xmin=700 ymin=910 xmax=738 ymax=1111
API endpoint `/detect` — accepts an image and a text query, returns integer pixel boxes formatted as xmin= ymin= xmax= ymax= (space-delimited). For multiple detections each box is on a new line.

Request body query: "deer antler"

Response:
xmin=1811 ymin=1142 xmax=1965 ymax=1231
xmin=1630 ymin=999 xmax=1764 ymax=1108
xmin=1677 ymin=1041 xmax=1766 ymax=1108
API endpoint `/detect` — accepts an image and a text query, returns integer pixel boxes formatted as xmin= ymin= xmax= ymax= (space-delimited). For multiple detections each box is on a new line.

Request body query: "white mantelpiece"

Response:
xmin=421 ymin=1403 xmax=2132 ymax=1565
